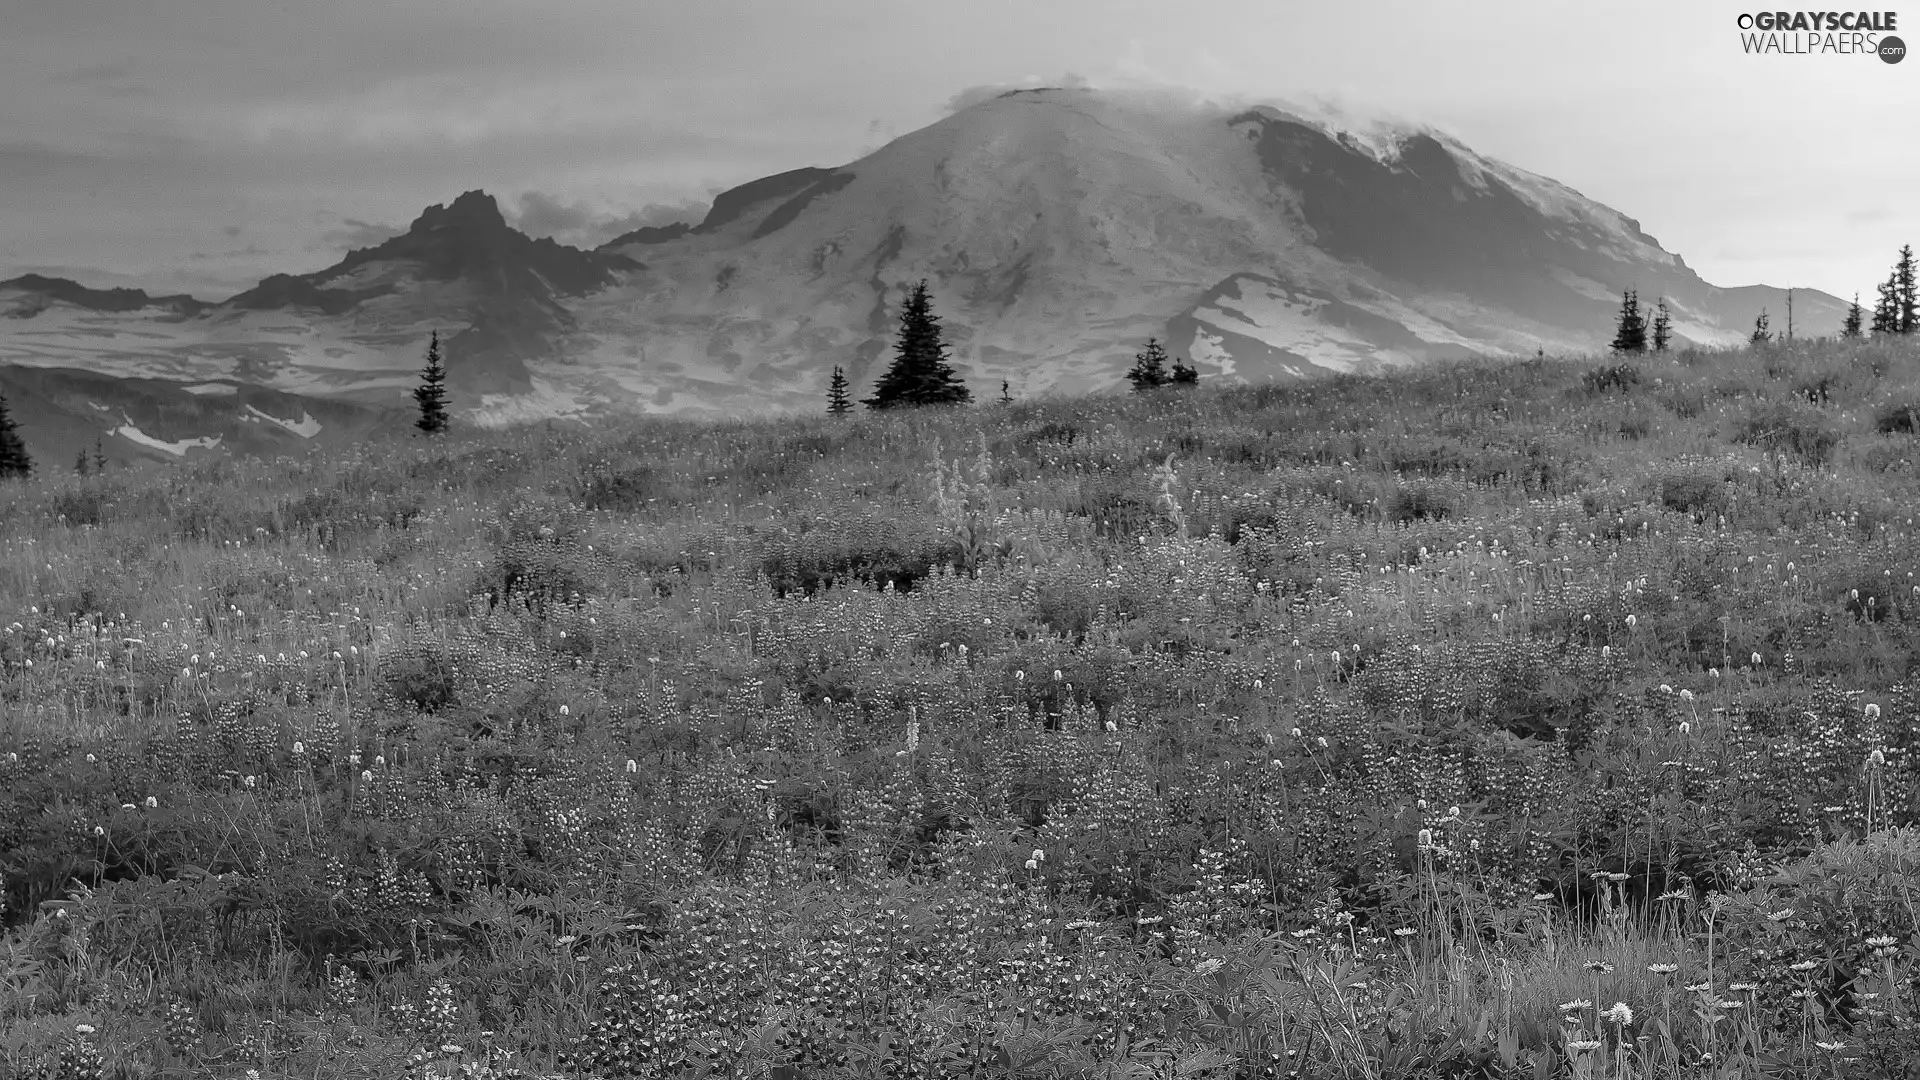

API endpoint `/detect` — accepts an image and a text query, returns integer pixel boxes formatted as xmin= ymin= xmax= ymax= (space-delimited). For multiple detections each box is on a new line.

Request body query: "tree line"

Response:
xmin=1609 ymin=244 xmax=1918 ymax=353
xmin=7 ymin=247 xmax=1917 ymax=482
xmin=827 ymin=278 xmax=1199 ymax=415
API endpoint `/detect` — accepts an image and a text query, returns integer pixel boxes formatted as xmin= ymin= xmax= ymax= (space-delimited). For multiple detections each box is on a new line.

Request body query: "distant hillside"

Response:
xmin=1 ymin=274 xmax=211 ymax=318
xmin=0 ymin=365 xmax=402 ymax=470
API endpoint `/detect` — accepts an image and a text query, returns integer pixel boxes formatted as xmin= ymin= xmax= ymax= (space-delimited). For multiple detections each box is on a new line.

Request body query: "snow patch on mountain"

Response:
xmin=183 ymin=383 xmax=238 ymax=395
xmin=1189 ymin=280 xmax=1364 ymax=374
xmin=1243 ymin=100 xmax=1418 ymax=167
xmin=245 ymin=404 xmax=322 ymax=437
xmin=113 ymin=419 xmax=222 ymax=456
xmin=466 ymin=378 xmax=594 ymax=428
xmin=1190 ymin=329 xmax=1260 ymax=377
xmin=1549 ymin=268 xmax=1620 ymax=303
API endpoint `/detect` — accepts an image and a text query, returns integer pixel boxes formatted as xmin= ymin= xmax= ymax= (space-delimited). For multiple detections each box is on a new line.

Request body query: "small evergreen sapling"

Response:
xmin=1651 ymin=299 xmax=1673 ymax=352
xmin=1897 ymin=243 xmax=1917 ymax=333
xmin=1843 ymin=292 xmax=1864 ymax=339
xmin=0 ymin=389 xmax=30 ymax=480
xmin=1750 ymin=309 xmax=1771 ymax=346
xmin=414 ymin=329 xmax=451 ymax=434
xmin=1874 ymin=270 xmax=1901 ymax=335
xmin=825 ymin=365 xmax=852 ymax=415
xmin=1610 ymin=289 xmax=1648 ymax=354
xmin=1126 ymin=338 xmax=1170 ymax=391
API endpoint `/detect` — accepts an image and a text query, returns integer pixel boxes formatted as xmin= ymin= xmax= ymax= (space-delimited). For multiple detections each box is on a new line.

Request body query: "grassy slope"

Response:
xmin=5 ymin=338 xmax=1920 ymax=1077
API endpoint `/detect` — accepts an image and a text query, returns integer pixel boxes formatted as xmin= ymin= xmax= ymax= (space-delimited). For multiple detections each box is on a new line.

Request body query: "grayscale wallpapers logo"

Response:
xmin=1736 ymin=11 xmax=1904 ymax=59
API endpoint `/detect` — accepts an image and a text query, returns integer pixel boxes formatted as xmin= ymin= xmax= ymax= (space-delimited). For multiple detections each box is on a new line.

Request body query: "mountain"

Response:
xmin=211 ymin=189 xmax=639 ymax=396
xmin=0 ymin=86 xmax=1849 ymax=428
xmin=1 ymin=189 xmax=638 ymax=418
xmin=0 ymin=364 xmax=400 ymax=471
xmin=1 ymin=274 xmax=212 ymax=318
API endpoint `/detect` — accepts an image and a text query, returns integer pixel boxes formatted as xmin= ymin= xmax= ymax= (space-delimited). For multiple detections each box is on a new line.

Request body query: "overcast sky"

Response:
xmin=4 ymin=0 xmax=1913 ymax=300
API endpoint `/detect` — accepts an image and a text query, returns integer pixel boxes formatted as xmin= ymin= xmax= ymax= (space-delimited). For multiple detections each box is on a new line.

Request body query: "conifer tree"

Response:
xmin=1126 ymin=337 xmax=1170 ymax=391
xmin=414 ymin=330 xmax=451 ymax=434
xmin=92 ymin=437 xmax=106 ymax=475
xmin=1651 ymin=299 xmax=1673 ymax=352
xmin=74 ymin=448 xmax=89 ymax=476
xmin=863 ymin=280 xmax=971 ymax=409
xmin=825 ymin=365 xmax=852 ymax=415
xmin=1897 ymin=243 xmax=1918 ymax=333
xmin=1170 ymin=356 xmax=1199 ymax=385
xmin=1610 ymin=289 xmax=1648 ymax=353
xmin=0 ymin=389 xmax=31 ymax=480
xmin=1750 ymin=309 xmax=1771 ymax=346
xmin=1843 ymin=292 xmax=1865 ymax=339
xmin=1873 ymin=273 xmax=1900 ymax=335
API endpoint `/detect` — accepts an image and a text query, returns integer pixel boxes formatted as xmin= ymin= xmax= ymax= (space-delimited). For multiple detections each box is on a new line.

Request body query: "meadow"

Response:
xmin=7 ymin=337 xmax=1920 ymax=1078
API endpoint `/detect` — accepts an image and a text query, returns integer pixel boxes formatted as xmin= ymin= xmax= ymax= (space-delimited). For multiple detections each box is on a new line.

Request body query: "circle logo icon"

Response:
xmin=1882 ymin=35 xmax=1907 ymax=63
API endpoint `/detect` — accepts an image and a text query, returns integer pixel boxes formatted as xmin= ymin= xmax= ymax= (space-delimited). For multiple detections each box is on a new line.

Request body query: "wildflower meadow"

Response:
xmin=8 ymin=337 xmax=1920 ymax=1078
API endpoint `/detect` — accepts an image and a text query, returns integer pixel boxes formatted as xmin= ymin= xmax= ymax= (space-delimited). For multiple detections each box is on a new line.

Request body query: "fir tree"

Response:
xmin=1750 ymin=308 xmax=1771 ymax=346
xmin=862 ymin=280 xmax=971 ymax=409
xmin=414 ymin=330 xmax=451 ymax=434
xmin=1652 ymin=299 xmax=1673 ymax=352
xmin=1170 ymin=356 xmax=1199 ymax=385
xmin=74 ymin=448 xmax=89 ymax=476
xmin=1126 ymin=337 xmax=1170 ymax=391
xmin=92 ymin=437 xmax=106 ymax=475
xmin=0 ymin=390 xmax=31 ymax=480
xmin=1897 ymin=243 xmax=1918 ymax=333
xmin=1843 ymin=292 xmax=1865 ymax=339
xmin=1873 ymin=273 xmax=1900 ymax=335
xmin=825 ymin=365 xmax=852 ymax=415
xmin=1609 ymin=289 xmax=1648 ymax=353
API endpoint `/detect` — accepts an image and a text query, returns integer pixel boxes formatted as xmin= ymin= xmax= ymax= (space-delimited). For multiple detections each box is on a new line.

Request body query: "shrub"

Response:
xmin=1794 ymin=369 xmax=1843 ymax=405
xmin=1020 ymin=419 xmax=1083 ymax=448
xmin=1736 ymin=401 xmax=1840 ymax=466
xmin=754 ymin=512 xmax=964 ymax=595
xmin=1654 ymin=465 xmax=1729 ymax=515
xmin=1385 ymin=479 xmax=1458 ymax=523
xmin=569 ymin=458 xmax=657 ymax=511
xmin=1875 ymin=398 xmax=1920 ymax=435
xmin=1065 ymin=475 xmax=1158 ymax=536
xmin=1861 ymin=442 xmax=1916 ymax=475
xmin=379 ymin=641 xmax=461 ymax=714
xmin=1581 ymin=361 xmax=1640 ymax=394
xmin=1657 ymin=382 xmax=1708 ymax=419
xmin=1720 ymin=829 xmax=1920 ymax=1029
